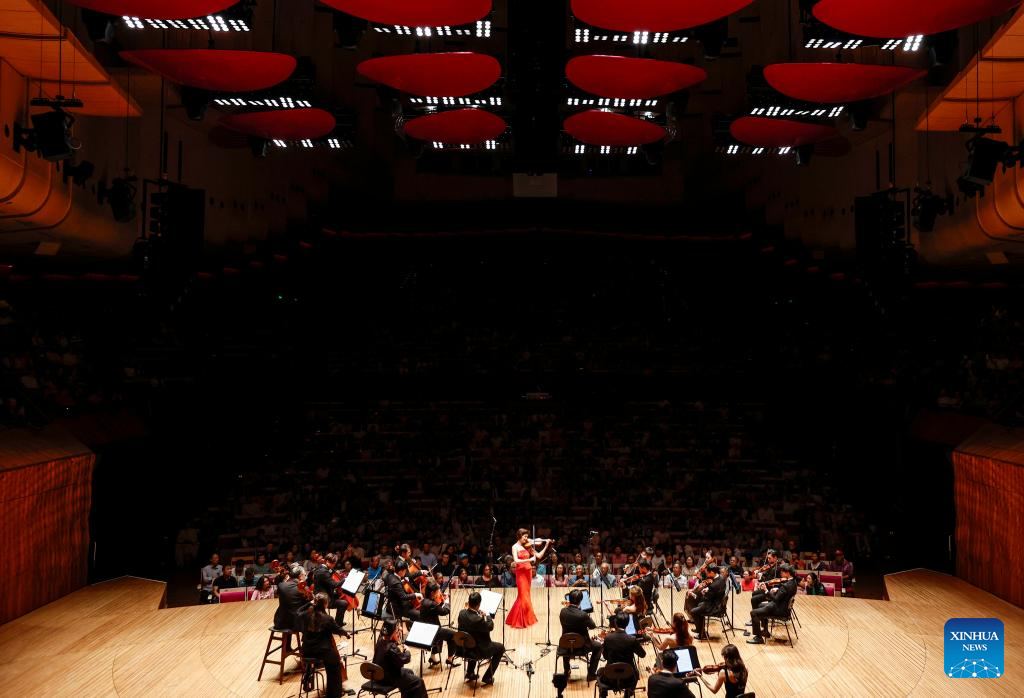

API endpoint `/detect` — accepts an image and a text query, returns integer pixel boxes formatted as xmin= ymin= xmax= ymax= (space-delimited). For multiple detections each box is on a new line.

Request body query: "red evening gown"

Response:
xmin=505 ymin=549 xmax=537 ymax=628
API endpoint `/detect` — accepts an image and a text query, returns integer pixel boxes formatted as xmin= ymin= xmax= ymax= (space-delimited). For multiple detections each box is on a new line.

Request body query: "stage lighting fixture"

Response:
xmin=960 ymin=135 xmax=1009 ymax=188
xmin=248 ymin=137 xmax=270 ymax=158
xmin=62 ymin=160 xmax=95 ymax=187
xmin=181 ymin=87 xmax=210 ymax=121
xmin=795 ymin=144 xmax=814 ymax=166
xmin=911 ymin=186 xmax=953 ymax=233
xmin=332 ymin=12 xmax=368 ymax=48
xmin=98 ymin=175 xmax=138 ymax=222
xmin=849 ymin=102 xmax=871 ymax=131
xmin=14 ymin=109 xmax=78 ymax=162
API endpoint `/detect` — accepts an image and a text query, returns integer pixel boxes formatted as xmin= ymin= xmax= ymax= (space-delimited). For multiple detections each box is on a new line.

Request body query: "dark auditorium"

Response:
xmin=2 ymin=1 xmax=1024 ymax=697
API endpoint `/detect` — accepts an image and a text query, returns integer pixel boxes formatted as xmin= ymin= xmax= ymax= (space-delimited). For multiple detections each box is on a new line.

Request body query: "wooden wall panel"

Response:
xmin=0 ymin=453 xmax=95 ymax=624
xmin=953 ymin=450 xmax=1024 ymax=608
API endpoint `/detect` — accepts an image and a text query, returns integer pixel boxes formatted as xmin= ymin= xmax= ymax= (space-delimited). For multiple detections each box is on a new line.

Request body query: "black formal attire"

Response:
xmin=635 ymin=571 xmax=657 ymax=611
xmin=558 ymin=605 xmax=601 ymax=678
xmin=302 ymin=611 xmax=347 ymax=698
xmin=384 ymin=571 xmax=421 ymax=621
xmin=275 ymin=579 xmax=310 ymax=632
xmin=647 ymin=672 xmax=697 ymax=698
xmin=690 ymin=575 xmax=726 ymax=637
xmin=749 ymin=563 xmax=780 ymax=609
xmin=419 ymin=597 xmax=456 ymax=657
xmin=373 ymin=637 xmax=428 ymax=698
xmin=599 ymin=630 xmax=646 ymax=698
xmin=311 ymin=564 xmax=350 ymax=623
xmin=457 ymin=608 xmax=504 ymax=682
xmin=750 ymin=577 xmax=798 ymax=637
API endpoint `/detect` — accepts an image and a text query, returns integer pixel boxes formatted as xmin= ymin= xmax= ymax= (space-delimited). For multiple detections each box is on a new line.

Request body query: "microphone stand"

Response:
xmin=535 ymin=549 xmax=555 ymax=650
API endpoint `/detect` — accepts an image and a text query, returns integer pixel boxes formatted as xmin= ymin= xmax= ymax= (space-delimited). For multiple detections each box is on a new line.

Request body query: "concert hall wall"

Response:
xmin=953 ymin=447 xmax=1024 ymax=609
xmin=0 ymin=451 xmax=95 ymax=624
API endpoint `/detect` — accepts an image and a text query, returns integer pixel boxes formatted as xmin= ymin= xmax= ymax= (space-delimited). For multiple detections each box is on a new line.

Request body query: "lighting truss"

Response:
xmin=371 ymin=19 xmax=491 ymax=38
xmin=122 ymin=15 xmax=250 ymax=32
xmin=213 ymin=97 xmax=313 ymax=109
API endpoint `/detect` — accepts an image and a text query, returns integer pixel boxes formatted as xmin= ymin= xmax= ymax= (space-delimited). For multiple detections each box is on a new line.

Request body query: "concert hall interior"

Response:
xmin=3 ymin=1 xmax=1024 ymax=697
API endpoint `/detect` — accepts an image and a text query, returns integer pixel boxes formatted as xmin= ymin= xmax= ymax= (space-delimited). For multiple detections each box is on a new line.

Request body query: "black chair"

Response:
xmin=706 ymin=603 xmax=735 ymax=641
xmin=767 ymin=596 xmax=798 ymax=646
xmin=445 ymin=631 xmax=492 ymax=697
xmin=357 ymin=662 xmax=400 ymax=698
xmin=298 ymin=654 xmax=326 ymax=698
xmin=593 ymin=662 xmax=642 ymax=698
xmin=558 ymin=632 xmax=592 ymax=683
xmin=257 ymin=626 xmax=302 ymax=684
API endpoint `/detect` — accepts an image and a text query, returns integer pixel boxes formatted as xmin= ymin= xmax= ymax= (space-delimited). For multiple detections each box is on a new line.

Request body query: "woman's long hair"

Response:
xmin=721 ymin=644 xmax=747 ymax=688
xmin=629 ymin=585 xmax=647 ymax=616
xmin=308 ymin=592 xmax=329 ymax=632
xmin=671 ymin=612 xmax=692 ymax=646
xmin=554 ymin=564 xmax=566 ymax=581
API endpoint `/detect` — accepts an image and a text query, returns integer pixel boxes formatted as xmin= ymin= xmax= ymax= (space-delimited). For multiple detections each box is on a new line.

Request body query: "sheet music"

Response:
xmin=479 ymin=590 xmax=502 ymax=616
xmin=342 ymin=570 xmax=365 ymax=595
xmin=405 ymin=622 xmax=440 ymax=649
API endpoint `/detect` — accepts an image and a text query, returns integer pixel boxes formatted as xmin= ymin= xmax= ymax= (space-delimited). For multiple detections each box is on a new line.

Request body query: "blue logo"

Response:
xmin=944 ymin=618 xmax=1004 ymax=678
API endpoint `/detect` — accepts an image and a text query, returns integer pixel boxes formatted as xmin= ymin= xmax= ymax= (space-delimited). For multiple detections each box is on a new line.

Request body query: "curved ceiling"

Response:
xmin=68 ymin=0 xmax=236 ymax=20
xmin=357 ymin=53 xmax=501 ymax=97
xmin=404 ymin=109 xmax=507 ymax=144
xmin=120 ymin=50 xmax=297 ymax=92
xmin=564 ymin=110 xmax=666 ymax=145
xmin=571 ymin=0 xmax=755 ymax=32
xmin=813 ymin=0 xmax=1020 ymax=38
xmin=763 ymin=64 xmax=926 ymax=103
xmin=566 ymin=56 xmax=706 ymax=98
xmin=729 ymin=116 xmax=838 ymax=147
xmin=320 ymin=0 xmax=491 ymax=26
xmin=219 ymin=108 xmax=336 ymax=140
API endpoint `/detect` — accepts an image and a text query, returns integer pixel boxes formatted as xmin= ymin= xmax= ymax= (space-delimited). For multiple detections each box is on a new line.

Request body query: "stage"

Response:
xmin=0 ymin=570 xmax=1019 ymax=697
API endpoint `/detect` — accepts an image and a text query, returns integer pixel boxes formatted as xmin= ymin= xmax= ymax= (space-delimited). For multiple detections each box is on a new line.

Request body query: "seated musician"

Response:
xmin=632 ymin=560 xmax=657 ymax=610
xmin=373 ymin=619 xmax=428 ymax=698
xmin=303 ymin=593 xmax=349 ymax=698
xmin=690 ymin=566 xmax=726 ymax=641
xmin=384 ymin=560 xmax=423 ymax=621
xmin=650 ymin=612 xmax=693 ymax=656
xmin=605 ymin=585 xmax=647 ymax=628
xmin=419 ymin=581 xmax=458 ymax=667
xmin=697 ymin=644 xmax=748 ymax=695
xmin=457 ymin=592 xmax=505 ymax=685
xmin=749 ymin=550 xmax=780 ymax=611
xmin=599 ymin=612 xmax=646 ymax=698
xmin=747 ymin=565 xmax=798 ymax=644
xmin=310 ymin=553 xmax=350 ymax=625
xmin=647 ymin=650 xmax=696 ymax=698
xmin=275 ymin=566 xmax=315 ymax=651
xmin=557 ymin=589 xmax=601 ymax=685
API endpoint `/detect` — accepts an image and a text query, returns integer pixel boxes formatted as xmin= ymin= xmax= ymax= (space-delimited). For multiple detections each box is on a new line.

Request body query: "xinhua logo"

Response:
xmin=944 ymin=618 xmax=1004 ymax=678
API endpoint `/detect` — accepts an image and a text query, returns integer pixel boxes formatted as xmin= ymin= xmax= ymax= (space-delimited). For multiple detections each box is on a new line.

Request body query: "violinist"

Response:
xmin=747 ymin=565 xmax=797 ymax=644
xmin=303 ymin=593 xmax=349 ymax=698
xmin=557 ymin=589 xmax=601 ymax=682
xmin=396 ymin=544 xmax=427 ymax=588
xmin=622 ymin=560 xmax=657 ymax=610
xmin=312 ymin=553 xmax=350 ymax=625
xmin=690 ymin=566 xmax=726 ymax=641
xmin=419 ymin=581 xmax=459 ymax=668
xmin=384 ymin=560 xmax=423 ymax=621
xmin=604 ymin=585 xmax=647 ymax=627
xmin=696 ymin=644 xmax=748 ymax=697
xmin=373 ymin=618 xmax=428 ymax=698
xmin=748 ymin=550 xmax=780 ymax=611
xmin=650 ymin=612 xmax=694 ymax=655
xmin=621 ymin=547 xmax=654 ymax=598
xmin=647 ymin=650 xmax=697 ymax=698
xmin=275 ymin=565 xmax=313 ymax=652
xmin=457 ymin=592 xmax=504 ymax=685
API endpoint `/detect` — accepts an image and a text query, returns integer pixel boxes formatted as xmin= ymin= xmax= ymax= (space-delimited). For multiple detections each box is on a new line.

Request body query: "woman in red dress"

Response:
xmin=505 ymin=528 xmax=552 ymax=628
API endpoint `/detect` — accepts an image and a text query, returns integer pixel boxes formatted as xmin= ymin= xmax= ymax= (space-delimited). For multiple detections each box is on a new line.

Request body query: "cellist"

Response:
xmin=385 ymin=560 xmax=423 ymax=621
xmin=396 ymin=544 xmax=429 ymax=591
xmin=312 ymin=553 xmax=350 ymax=625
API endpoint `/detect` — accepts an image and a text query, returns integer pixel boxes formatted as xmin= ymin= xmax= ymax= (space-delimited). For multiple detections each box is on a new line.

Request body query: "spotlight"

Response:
xmin=960 ymin=135 xmax=1009 ymax=190
xmin=911 ymin=186 xmax=953 ymax=232
xmin=849 ymin=101 xmax=871 ymax=131
xmin=180 ymin=87 xmax=210 ymax=121
xmin=795 ymin=144 xmax=814 ymax=166
xmin=248 ymin=137 xmax=270 ymax=158
xmin=98 ymin=175 xmax=138 ymax=222
xmin=14 ymin=109 xmax=78 ymax=162
xmin=62 ymin=160 xmax=95 ymax=187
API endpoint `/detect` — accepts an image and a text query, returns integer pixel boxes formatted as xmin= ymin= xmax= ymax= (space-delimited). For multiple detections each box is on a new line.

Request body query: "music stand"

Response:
xmin=405 ymin=622 xmax=444 ymax=694
xmin=343 ymin=571 xmax=369 ymax=659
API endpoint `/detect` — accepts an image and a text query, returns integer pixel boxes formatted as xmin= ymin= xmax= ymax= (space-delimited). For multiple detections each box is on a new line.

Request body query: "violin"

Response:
xmin=701 ymin=663 xmax=726 ymax=675
xmin=687 ymin=577 xmax=712 ymax=599
xmin=297 ymin=577 xmax=314 ymax=600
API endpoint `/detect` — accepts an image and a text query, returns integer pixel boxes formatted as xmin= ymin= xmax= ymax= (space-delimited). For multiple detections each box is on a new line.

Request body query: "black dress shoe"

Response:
xmin=746 ymin=636 xmax=765 ymax=645
xmin=482 ymin=676 xmax=494 ymax=686
xmin=466 ymin=673 xmax=479 ymax=681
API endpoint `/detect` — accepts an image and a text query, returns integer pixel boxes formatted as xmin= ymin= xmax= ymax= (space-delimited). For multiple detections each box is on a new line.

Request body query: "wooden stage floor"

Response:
xmin=0 ymin=570 xmax=1019 ymax=697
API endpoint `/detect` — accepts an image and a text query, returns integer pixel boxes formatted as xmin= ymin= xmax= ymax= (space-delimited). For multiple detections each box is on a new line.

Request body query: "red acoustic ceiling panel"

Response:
xmin=729 ymin=116 xmax=838 ymax=147
xmin=69 ymin=1 xmax=235 ymax=19
xmin=404 ymin=109 xmax=506 ymax=143
xmin=567 ymin=56 xmax=706 ymax=98
xmin=121 ymin=50 xmax=296 ymax=92
xmin=357 ymin=53 xmax=500 ymax=97
xmin=571 ymin=0 xmax=754 ymax=32
xmin=764 ymin=64 xmax=925 ymax=103
xmin=320 ymin=0 xmax=491 ymax=26
xmin=564 ymin=110 xmax=665 ymax=145
xmin=220 ymin=108 xmax=336 ymax=140
xmin=813 ymin=0 xmax=1020 ymax=38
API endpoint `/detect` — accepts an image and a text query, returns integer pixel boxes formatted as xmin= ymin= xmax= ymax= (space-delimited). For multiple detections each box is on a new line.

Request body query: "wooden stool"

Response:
xmin=257 ymin=626 xmax=302 ymax=684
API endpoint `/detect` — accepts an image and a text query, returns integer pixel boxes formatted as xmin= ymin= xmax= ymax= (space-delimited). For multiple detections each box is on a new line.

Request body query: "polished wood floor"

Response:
xmin=0 ymin=570 xmax=1019 ymax=697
